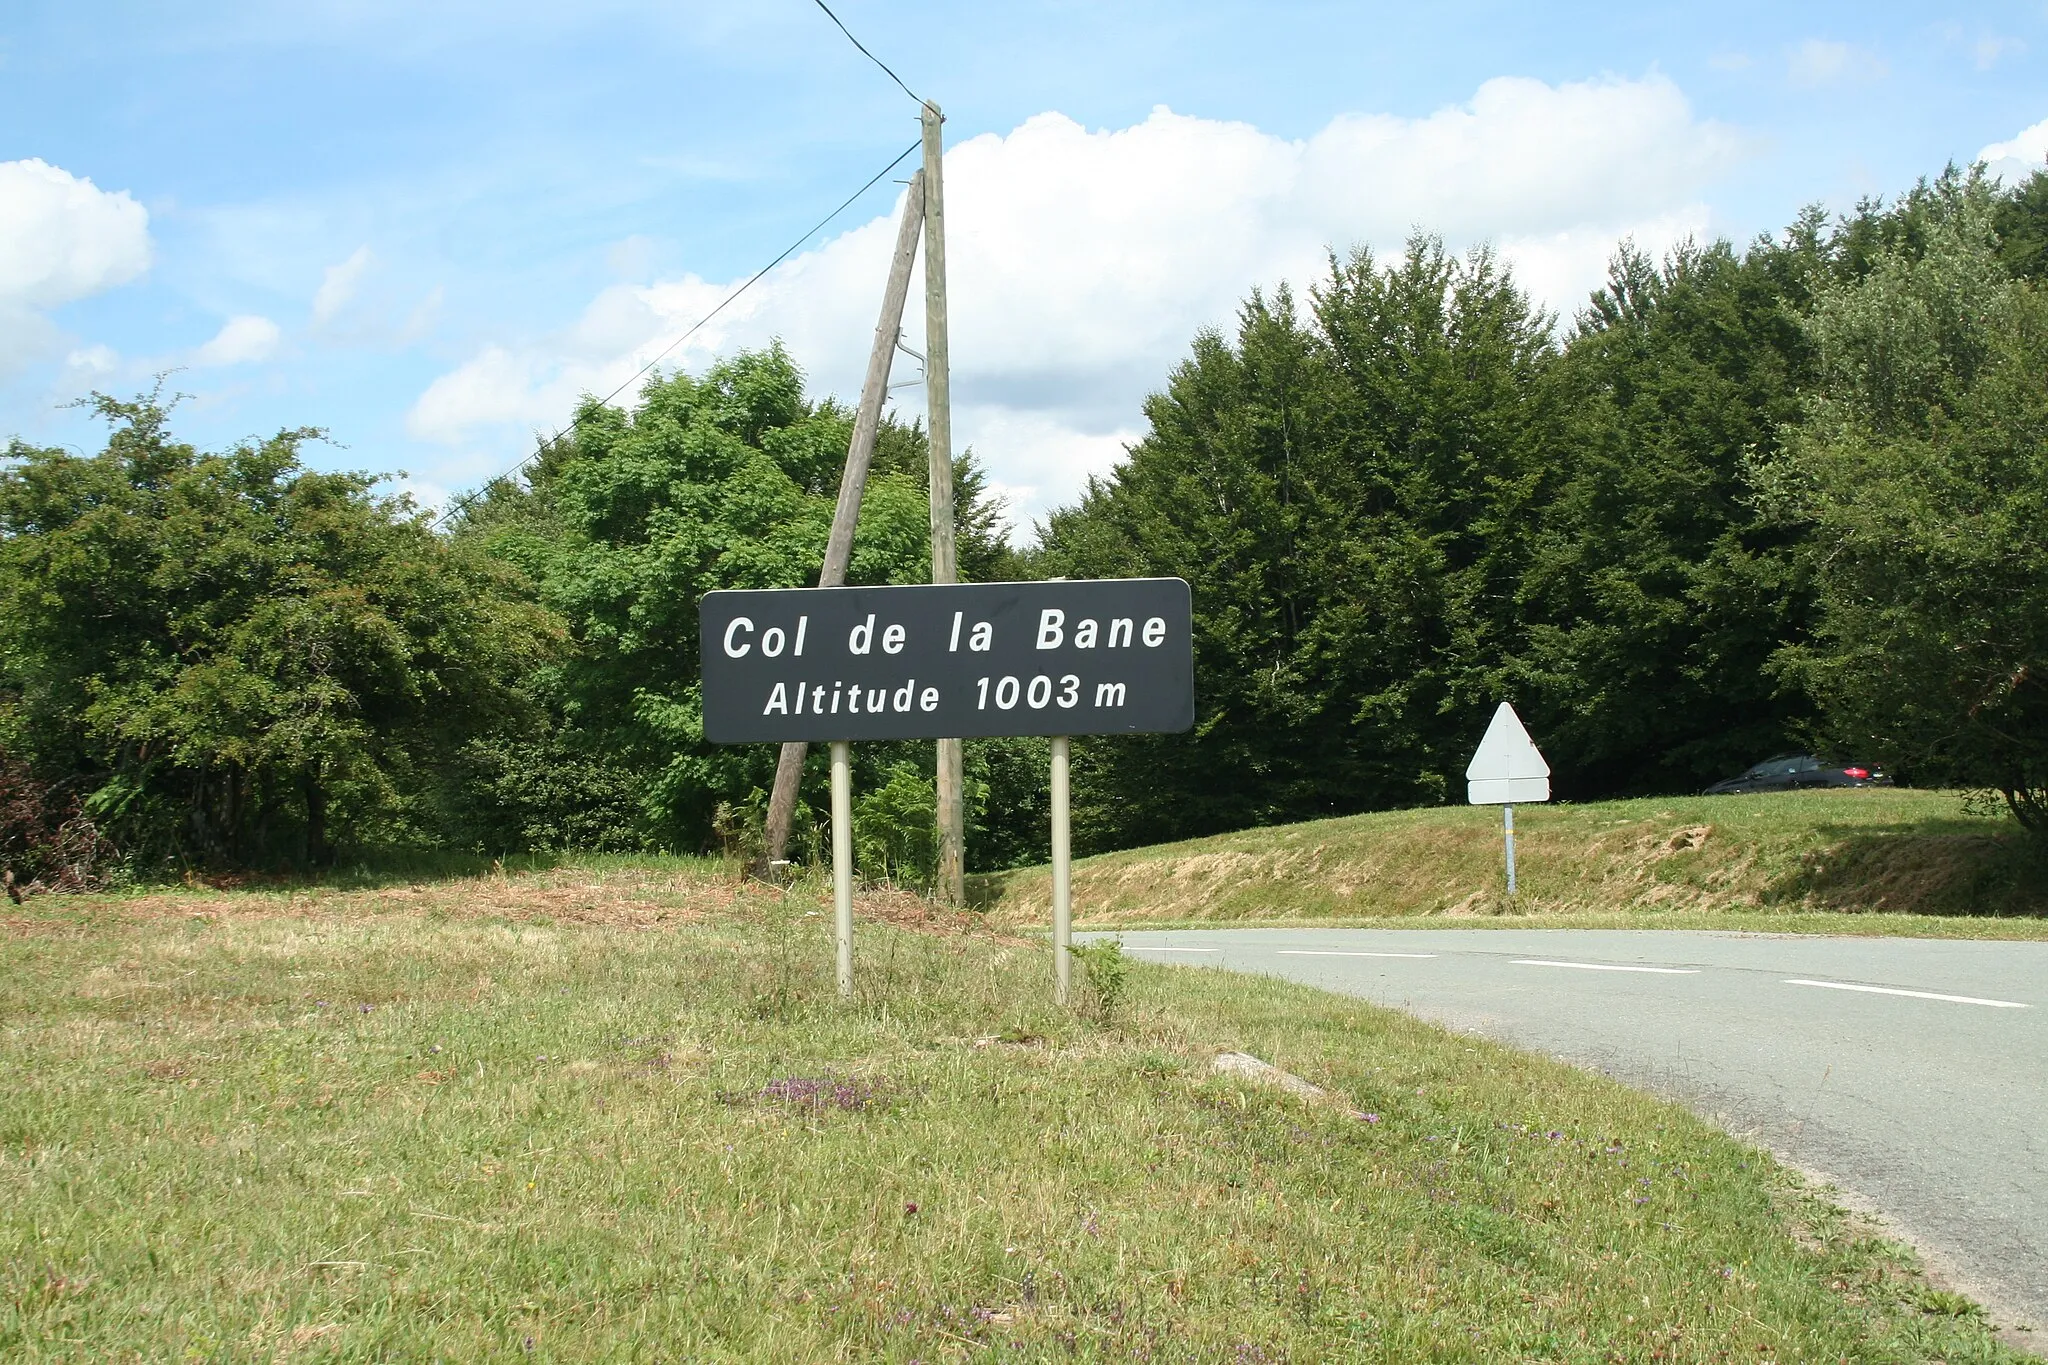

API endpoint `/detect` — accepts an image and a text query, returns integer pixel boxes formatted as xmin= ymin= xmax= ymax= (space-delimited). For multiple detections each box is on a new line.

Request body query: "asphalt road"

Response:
xmin=1098 ymin=927 xmax=2048 ymax=1332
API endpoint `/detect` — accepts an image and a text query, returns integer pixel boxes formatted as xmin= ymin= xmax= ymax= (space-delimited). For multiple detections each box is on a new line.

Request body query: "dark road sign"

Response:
xmin=699 ymin=579 xmax=1193 ymax=743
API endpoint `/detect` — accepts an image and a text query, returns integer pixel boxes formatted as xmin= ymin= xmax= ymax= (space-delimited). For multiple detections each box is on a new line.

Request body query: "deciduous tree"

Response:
xmin=0 ymin=391 xmax=559 ymax=867
xmin=1770 ymin=184 xmax=2048 ymax=828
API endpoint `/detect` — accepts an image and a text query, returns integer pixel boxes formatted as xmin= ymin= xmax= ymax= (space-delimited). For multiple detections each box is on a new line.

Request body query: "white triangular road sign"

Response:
xmin=1465 ymin=702 xmax=1550 ymax=805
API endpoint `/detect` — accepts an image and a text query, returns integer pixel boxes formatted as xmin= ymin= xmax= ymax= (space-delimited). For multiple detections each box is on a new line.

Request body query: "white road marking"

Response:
xmin=1512 ymin=959 xmax=1700 ymax=974
xmin=1277 ymin=950 xmax=1438 ymax=959
xmin=1785 ymin=979 xmax=2029 ymax=1009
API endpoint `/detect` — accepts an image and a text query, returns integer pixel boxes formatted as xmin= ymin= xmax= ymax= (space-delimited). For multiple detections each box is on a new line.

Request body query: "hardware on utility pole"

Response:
xmin=759 ymin=171 xmax=926 ymax=873
xmin=921 ymin=100 xmax=965 ymax=906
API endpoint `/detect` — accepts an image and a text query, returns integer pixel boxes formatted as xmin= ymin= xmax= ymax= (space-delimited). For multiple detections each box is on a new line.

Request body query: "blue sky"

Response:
xmin=4 ymin=1 xmax=2045 ymax=533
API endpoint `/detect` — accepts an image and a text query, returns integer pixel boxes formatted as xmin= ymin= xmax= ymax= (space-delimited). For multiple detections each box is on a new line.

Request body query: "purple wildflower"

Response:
xmin=757 ymin=1075 xmax=882 ymax=1111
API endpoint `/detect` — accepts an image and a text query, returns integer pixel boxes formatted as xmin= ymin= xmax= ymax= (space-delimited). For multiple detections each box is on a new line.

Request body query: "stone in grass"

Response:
xmin=1211 ymin=1051 xmax=1373 ymax=1121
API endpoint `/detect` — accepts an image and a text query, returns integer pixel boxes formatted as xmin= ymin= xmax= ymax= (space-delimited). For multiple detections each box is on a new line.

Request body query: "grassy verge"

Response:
xmin=1 ymin=868 xmax=2023 ymax=1360
xmin=981 ymin=789 xmax=2048 ymax=934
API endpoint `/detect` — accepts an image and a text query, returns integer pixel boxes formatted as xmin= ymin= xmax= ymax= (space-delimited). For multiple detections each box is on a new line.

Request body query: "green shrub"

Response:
xmin=1068 ymin=937 xmax=1131 ymax=1023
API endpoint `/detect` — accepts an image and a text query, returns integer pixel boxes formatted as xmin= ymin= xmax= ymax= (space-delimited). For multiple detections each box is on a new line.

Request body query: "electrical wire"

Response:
xmin=433 ymin=138 xmax=921 ymax=529
xmin=810 ymin=0 xmax=924 ymax=107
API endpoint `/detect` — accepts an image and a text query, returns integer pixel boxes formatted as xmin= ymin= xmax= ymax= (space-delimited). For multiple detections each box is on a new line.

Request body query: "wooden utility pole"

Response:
xmin=922 ymin=100 xmax=965 ymax=906
xmin=759 ymin=169 xmax=926 ymax=872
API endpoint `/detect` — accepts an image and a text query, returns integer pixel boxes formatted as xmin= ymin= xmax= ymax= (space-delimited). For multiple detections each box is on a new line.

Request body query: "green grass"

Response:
xmin=982 ymin=789 xmax=2048 ymax=934
xmin=0 ymin=869 xmax=2025 ymax=1361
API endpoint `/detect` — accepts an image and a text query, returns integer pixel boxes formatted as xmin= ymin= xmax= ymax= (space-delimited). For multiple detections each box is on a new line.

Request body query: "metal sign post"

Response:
xmin=1465 ymin=702 xmax=1549 ymax=898
xmin=1050 ymin=734 xmax=1072 ymax=1004
xmin=830 ymin=739 xmax=854 ymax=999
xmin=700 ymin=578 xmax=1194 ymax=1002
xmin=1503 ymin=803 xmax=1517 ymax=896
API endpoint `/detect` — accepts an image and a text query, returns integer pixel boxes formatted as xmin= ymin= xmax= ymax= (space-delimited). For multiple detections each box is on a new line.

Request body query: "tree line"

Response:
xmin=1038 ymin=168 xmax=2047 ymax=850
xmin=2 ymin=165 xmax=2044 ymax=888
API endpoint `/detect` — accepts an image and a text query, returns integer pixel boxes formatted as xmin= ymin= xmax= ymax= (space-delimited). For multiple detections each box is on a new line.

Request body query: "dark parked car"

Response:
xmin=1702 ymin=754 xmax=1893 ymax=795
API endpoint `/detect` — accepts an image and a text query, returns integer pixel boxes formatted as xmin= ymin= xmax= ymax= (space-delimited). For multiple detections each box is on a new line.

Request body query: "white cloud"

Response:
xmin=195 ymin=314 xmax=282 ymax=366
xmin=1979 ymin=117 xmax=2048 ymax=184
xmin=1787 ymin=39 xmax=1888 ymax=88
xmin=0 ymin=158 xmax=152 ymax=373
xmin=312 ymin=245 xmax=373 ymax=324
xmin=1975 ymin=35 xmax=2026 ymax=69
xmin=413 ymin=75 xmax=1743 ymax=532
xmin=953 ymin=409 xmax=1144 ymax=539
xmin=63 ymin=344 xmax=121 ymax=377
xmin=1494 ymin=213 xmax=1715 ymax=317
xmin=0 ymin=160 xmax=153 ymax=310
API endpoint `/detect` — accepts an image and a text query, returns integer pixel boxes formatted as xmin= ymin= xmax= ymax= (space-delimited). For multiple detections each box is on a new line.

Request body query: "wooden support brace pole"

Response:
xmin=759 ymin=170 xmax=926 ymax=872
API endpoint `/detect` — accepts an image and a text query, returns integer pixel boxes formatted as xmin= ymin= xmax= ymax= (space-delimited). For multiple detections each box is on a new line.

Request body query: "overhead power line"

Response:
xmin=810 ymin=0 xmax=924 ymax=107
xmin=433 ymin=138 xmax=921 ymax=530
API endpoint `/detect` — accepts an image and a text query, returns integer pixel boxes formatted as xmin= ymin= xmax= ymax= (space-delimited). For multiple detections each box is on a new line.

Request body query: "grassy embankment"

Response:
xmin=1 ymin=863 xmax=2025 ymax=1360
xmin=984 ymin=789 xmax=2048 ymax=936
